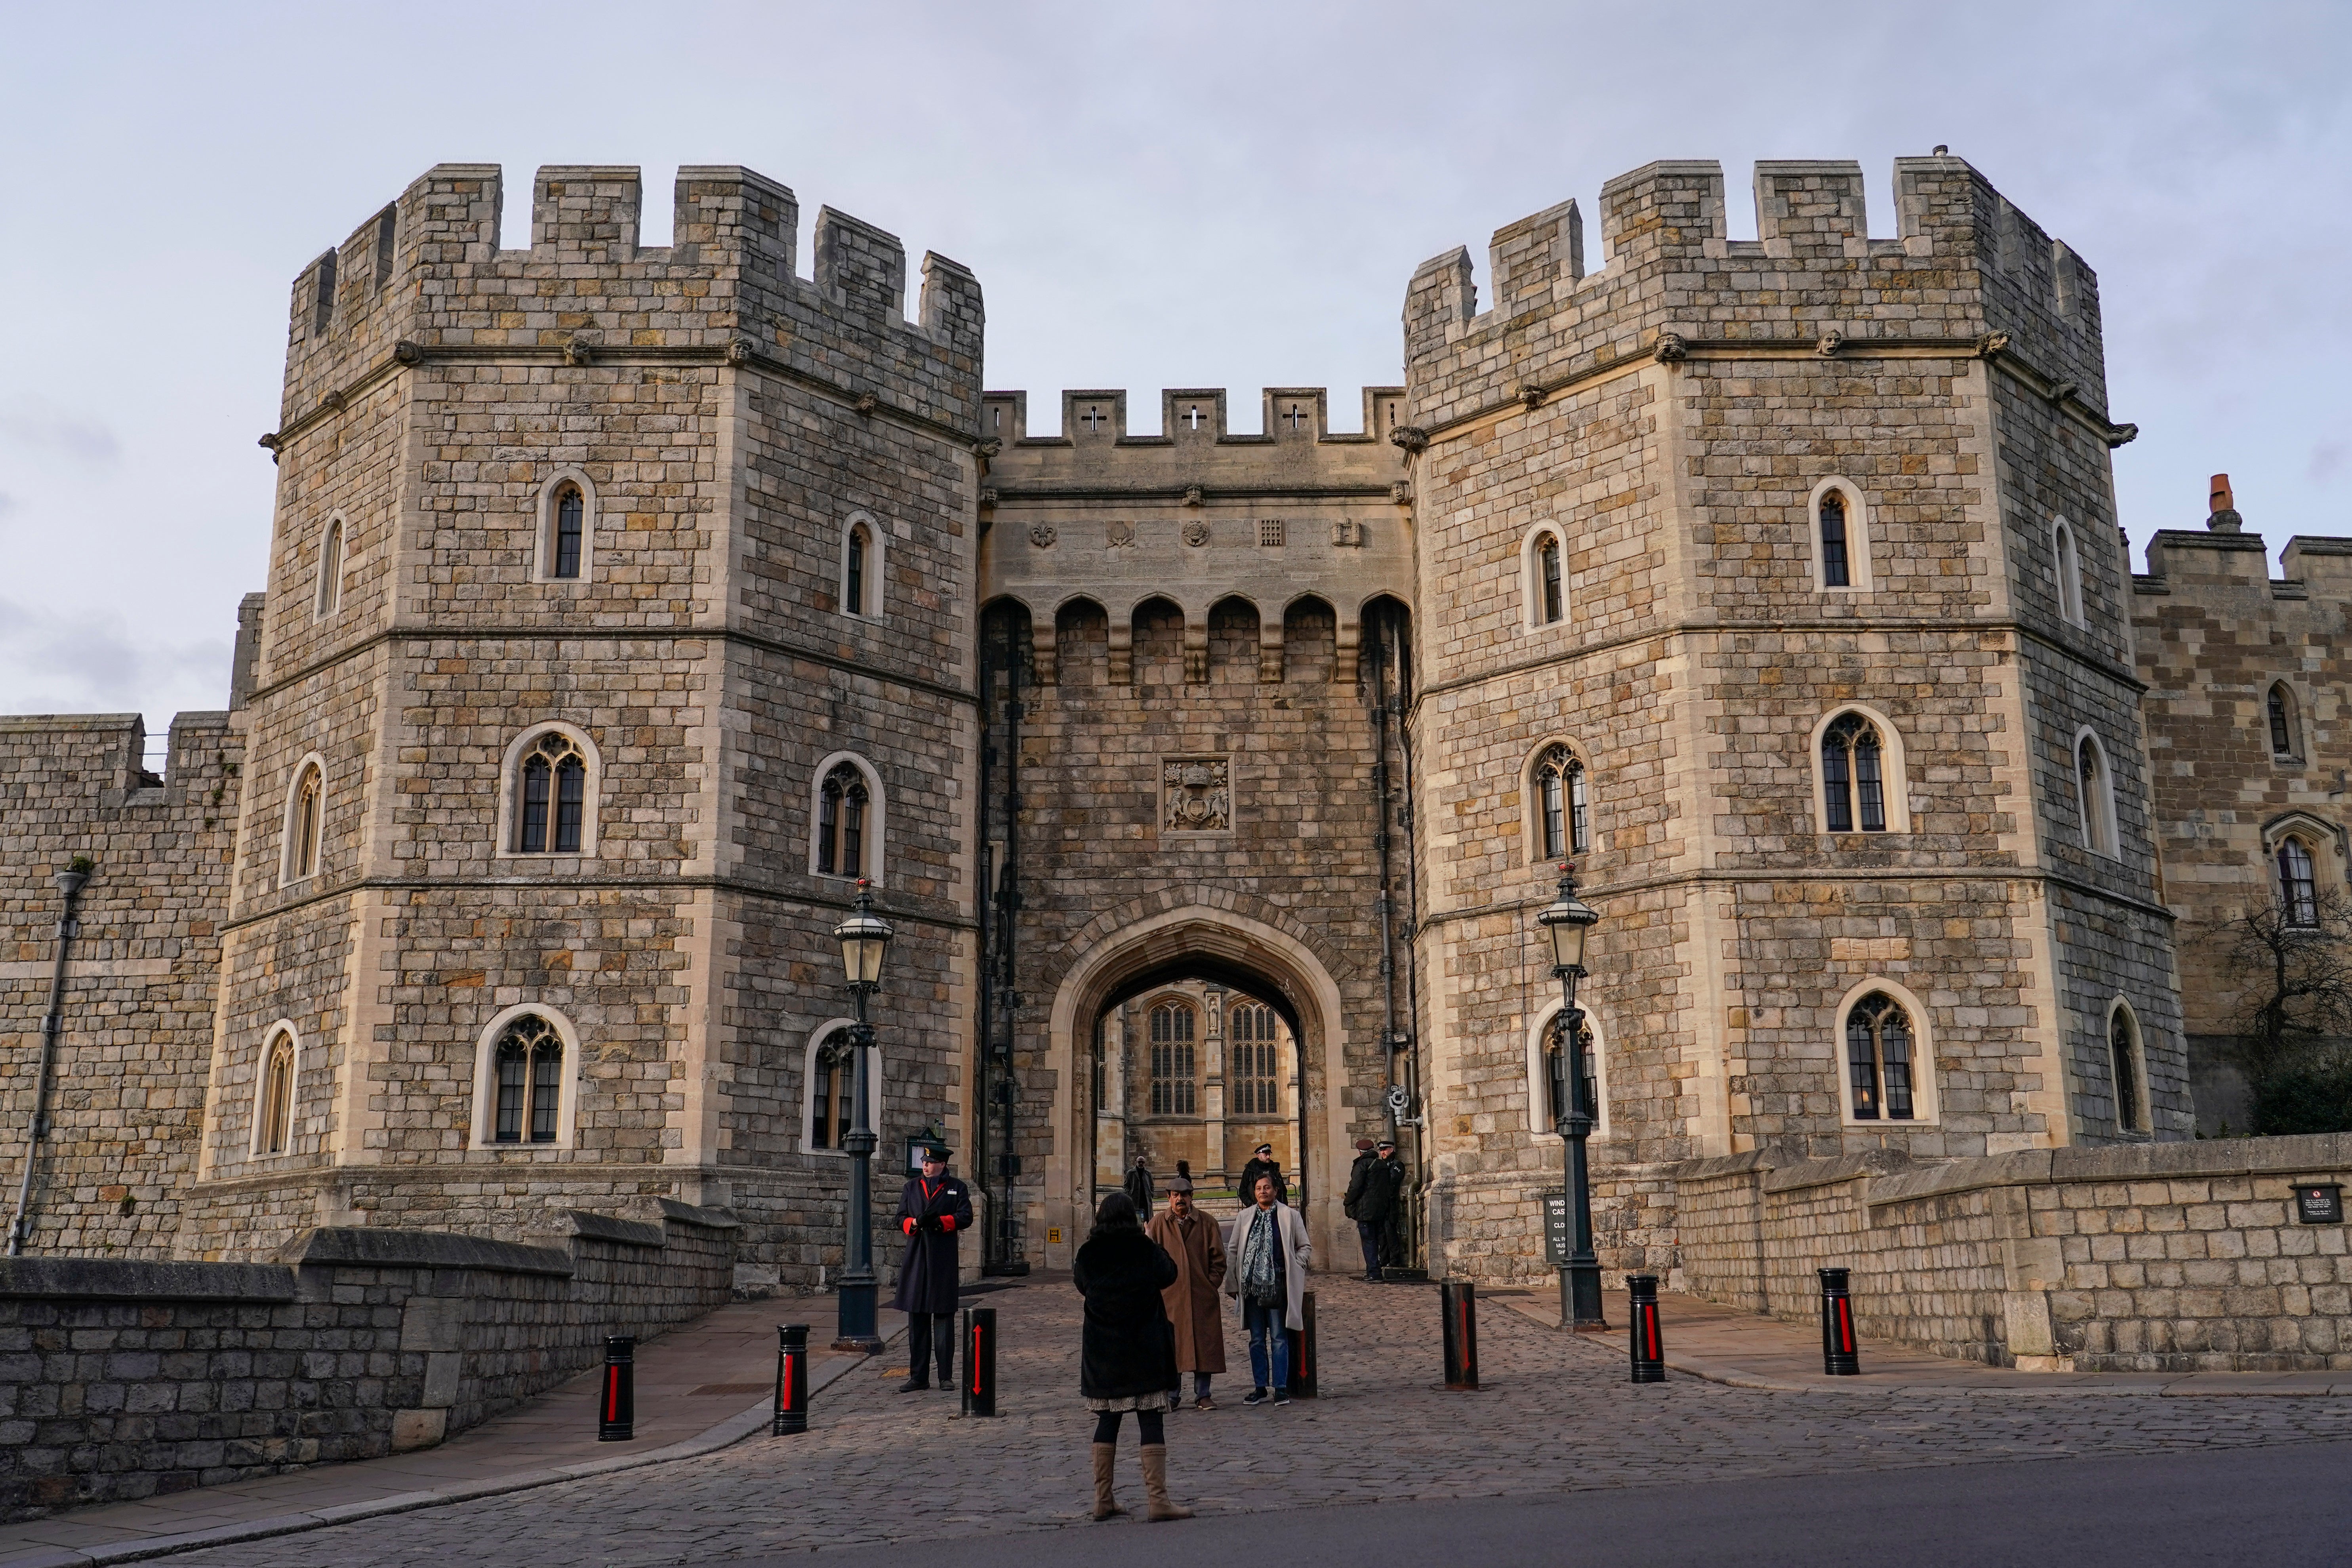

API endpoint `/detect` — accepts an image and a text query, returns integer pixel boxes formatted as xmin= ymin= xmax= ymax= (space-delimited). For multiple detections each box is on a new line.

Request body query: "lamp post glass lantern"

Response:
xmin=1536 ymin=864 xmax=1605 ymax=1332
xmin=830 ymin=880 xmax=893 ymax=1352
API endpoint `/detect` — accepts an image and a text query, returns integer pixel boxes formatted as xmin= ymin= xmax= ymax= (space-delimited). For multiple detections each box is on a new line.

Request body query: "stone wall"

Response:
xmin=1676 ymin=1136 xmax=2352 ymax=1371
xmin=0 ymin=1203 xmax=736 ymax=1522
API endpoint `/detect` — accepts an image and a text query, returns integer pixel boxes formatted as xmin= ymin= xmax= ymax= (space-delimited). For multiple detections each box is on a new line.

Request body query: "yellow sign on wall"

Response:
xmin=1046 ymin=1227 xmax=1064 ymax=1244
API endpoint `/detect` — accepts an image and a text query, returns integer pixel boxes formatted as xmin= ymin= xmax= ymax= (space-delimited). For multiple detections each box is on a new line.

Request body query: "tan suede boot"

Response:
xmin=1090 ymin=1442 xmax=1126 ymax=1521
xmin=1140 ymin=1444 xmax=1192 ymax=1522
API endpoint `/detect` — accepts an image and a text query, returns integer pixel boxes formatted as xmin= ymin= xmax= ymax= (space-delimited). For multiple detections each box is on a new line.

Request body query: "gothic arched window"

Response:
xmin=2110 ymin=1004 xmax=2146 ymax=1134
xmin=516 ymin=730 xmax=588 ymax=854
xmin=1538 ymin=534 xmax=1563 ymax=625
xmin=1818 ymin=492 xmax=1851 ymax=588
xmin=551 ymin=484 xmax=585 ymax=580
xmin=256 ymin=1031 xmax=295 ymax=1156
xmin=1535 ymin=745 xmax=1589 ymax=859
xmin=1541 ymin=1009 xmax=1599 ymax=1128
xmin=2269 ymin=684 xmax=2301 ymax=762
xmin=2077 ymin=735 xmax=2116 ymax=857
xmin=809 ymin=1031 xmax=855 ymax=1151
xmin=817 ymin=762 xmax=871 ymax=878
xmin=2053 ymin=519 xmax=2084 ymax=624
xmin=2279 ymin=836 xmax=2320 ymax=928
xmin=844 ymin=522 xmax=871 ymax=617
xmin=491 ymin=1014 xmax=564 ymax=1144
xmin=1149 ymin=1002 xmax=1197 ymax=1116
xmin=316 ymin=518 xmax=343 ymax=618
xmin=1845 ymin=992 xmax=1916 ymax=1121
xmin=1230 ymin=1002 xmax=1279 ymax=1116
xmin=286 ymin=762 xmax=323 ymax=882
xmin=1821 ymin=714 xmax=1886 ymax=834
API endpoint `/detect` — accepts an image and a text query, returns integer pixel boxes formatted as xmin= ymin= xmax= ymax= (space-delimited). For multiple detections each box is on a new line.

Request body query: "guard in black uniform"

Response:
xmin=892 ymin=1141 xmax=974 ymax=1392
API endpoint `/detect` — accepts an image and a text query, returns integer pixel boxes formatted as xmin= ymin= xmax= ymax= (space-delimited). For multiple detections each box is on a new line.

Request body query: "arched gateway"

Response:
xmin=1039 ymin=907 xmax=1356 ymax=1268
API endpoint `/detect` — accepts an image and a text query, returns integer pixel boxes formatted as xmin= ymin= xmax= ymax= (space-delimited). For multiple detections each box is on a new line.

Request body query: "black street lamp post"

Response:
xmin=830 ymin=881 xmax=893 ymax=1353
xmin=1537 ymin=864 xmax=1605 ymax=1332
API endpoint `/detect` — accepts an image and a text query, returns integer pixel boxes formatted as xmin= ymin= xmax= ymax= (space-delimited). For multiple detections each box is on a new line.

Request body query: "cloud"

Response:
xmin=0 ymin=399 xmax=121 ymax=466
xmin=0 ymin=597 xmax=229 ymax=719
xmin=2310 ymin=442 xmax=2348 ymax=484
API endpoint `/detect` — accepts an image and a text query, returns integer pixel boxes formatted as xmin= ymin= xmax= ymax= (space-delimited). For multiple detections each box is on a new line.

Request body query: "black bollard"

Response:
xmin=1818 ymin=1267 xmax=1860 ymax=1376
xmin=1627 ymin=1274 xmax=1665 ymax=1384
xmin=772 ymin=1323 xmax=810 ymax=1436
xmin=1286 ymin=1290 xmax=1317 ymax=1398
xmin=961 ymin=1305 xmax=997 ymax=1417
xmin=598 ymin=1335 xmax=636 ymax=1441
xmin=1440 ymin=1281 xmax=1479 ymax=1390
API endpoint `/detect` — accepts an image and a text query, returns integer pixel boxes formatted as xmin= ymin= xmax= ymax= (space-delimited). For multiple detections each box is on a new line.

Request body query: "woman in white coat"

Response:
xmin=1224 ymin=1172 xmax=1311 ymax=1404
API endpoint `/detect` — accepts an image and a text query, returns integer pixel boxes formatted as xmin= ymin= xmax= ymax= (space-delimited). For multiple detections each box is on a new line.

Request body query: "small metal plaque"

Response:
xmin=2295 ymin=1183 xmax=2342 ymax=1224
xmin=1540 ymin=1190 xmax=1572 ymax=1265
xmin=1046 ymin=1226 xmax=1065 ymax=1245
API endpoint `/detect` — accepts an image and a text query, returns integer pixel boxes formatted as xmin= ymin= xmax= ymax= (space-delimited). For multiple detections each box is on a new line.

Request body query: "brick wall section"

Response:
xmin=1676 ymin=1136 xmax=2352 ymax=1371
xmin=0 ymin=713 xmax=242 ymax=1256
xmin=0 ymin=1206 xmax=735 ymax=1522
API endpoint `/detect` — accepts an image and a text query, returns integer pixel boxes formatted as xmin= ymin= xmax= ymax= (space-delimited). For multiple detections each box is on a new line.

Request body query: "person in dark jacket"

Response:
xmin=1123 ymin=1153 xmax=1154 ymax=1220
xmin=891 ymin=1142 xmax=973 ymax=1392
xmin=1236 ymin=1143 xmax=1288 ymax=1208
xmin=1072 ymin=1189 xmax=1191 ymax=1523
xmin=1344 ymin=1137 xmax=1408 ymax=1281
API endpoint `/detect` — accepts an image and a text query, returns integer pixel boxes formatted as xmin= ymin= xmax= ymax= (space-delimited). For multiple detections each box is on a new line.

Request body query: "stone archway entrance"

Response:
xmin=1037 ymin=907 xmax=1354 ymax=1269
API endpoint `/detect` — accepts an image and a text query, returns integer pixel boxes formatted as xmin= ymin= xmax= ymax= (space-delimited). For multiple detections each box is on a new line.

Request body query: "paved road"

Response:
xmin=172 ymin=1276 xmax=2352 ymax=1567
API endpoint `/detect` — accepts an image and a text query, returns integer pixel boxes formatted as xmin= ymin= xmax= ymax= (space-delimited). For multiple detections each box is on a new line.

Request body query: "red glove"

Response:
xmin=939 ymin=1216 xmax=956 ymax=1232
xmin=901 ymin=1217 xmax=917 ymax=1235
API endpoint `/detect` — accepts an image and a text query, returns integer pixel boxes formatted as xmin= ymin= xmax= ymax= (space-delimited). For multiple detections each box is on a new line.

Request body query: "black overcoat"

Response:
xmin=1237 ymin=1156 xmax=1288 ymax=1206
xmin=1071 ymin=1228 xmax=1179 ymax=1399
xmin=1347 ymin=1155 xmax=1406 ymax=1225
xmin=890 ymin=1175 xmax=974 ymax=1315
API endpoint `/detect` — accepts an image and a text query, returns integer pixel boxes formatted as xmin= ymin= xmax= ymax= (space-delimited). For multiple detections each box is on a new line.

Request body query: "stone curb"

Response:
xmin=4 ymin=1321 xmax=907 ymax=1568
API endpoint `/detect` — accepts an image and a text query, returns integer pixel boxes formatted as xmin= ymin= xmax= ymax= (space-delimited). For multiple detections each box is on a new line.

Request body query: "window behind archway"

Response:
xmin=2269 ymin=684 xmax=2301 ymax=761
xmin=810 ymin=1031 xmax=855 ymax=1150
xmin=2279 ymin=836 xmax=2320 ymax=927
xmin=1845 ymin=992 xmax=1916 ymax=1120
xmin=257 ymin=1032 xmax=295 ymax=1155
xmin=491 ymin=1013 xmax=563 ymax=1144
xmin=817 ymin=762 xmax=870 ymax=878
xmin=1535 ymin=745 xmax=1589 ymax=859
xmin=1819 ymin=492 xmax=1851 ymax=587
xmin=1149 ymin=1002 xmax=1197 ymax=1116
xmin=288 ymin=764 xmax=323 ymax=880
xmin=1230 ymin=1002 xmax=1279 ymax=1115
xmin=2110 ymin=1006 xmax=2145 ymax=1133
xmin=1536 ymin=533 xmax=1564 ymax=625
xmin=1541 ymin=1009 xmax=1599 ymax=1127
xmin=1822 ymin=714 xmax=1886 ymax=833
xmin=551 ymin=484 xmax=584 ymax=579
xmin=517 ymin=731 xmax=587 ymax=854
xmin=844 ymin=521 xmax=871 ymax=616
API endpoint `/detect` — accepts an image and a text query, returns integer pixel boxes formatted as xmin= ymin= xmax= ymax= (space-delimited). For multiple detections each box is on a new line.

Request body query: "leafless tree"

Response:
xmin=2222 ymin=888 xmax=2352 ymax=1084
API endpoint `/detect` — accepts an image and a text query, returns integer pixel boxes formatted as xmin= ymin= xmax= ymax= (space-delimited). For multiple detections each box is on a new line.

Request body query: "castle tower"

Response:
xmin=191 ymin=164 xmax=984 ymax=1276
xmin=1400 ymin=156 xmax=2180 ymax=1278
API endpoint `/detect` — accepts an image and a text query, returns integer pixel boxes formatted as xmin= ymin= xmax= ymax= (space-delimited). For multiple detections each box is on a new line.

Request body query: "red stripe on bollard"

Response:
xmin=961 ymin=1306 xmax=997 ymax=1417
xmin=1818 ymin=1267 xmax=1860 ymax=1376
xmin=1627 ymin=1273 xmax=1665 ymax=1383
xmin=1286 ymin=1290 xmax=1317 ymax=1397
xmin=598 ymin=1335 xmax=636 ymax=1440
xmin=1441 ymin=1281 xmax=1479 ymax=1389
xmin=773 ymin=1324 xmax=809 ymax=1436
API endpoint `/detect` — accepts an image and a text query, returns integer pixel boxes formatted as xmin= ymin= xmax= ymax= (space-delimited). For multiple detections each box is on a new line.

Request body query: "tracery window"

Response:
xmin=287 ymin=763 xmax=323 ymax=881
xmin=1535 ymin=745 xmax=1589 ymax=859
xmin=516 ymin=730 xmax=588 ymax=854
xmin=1819 ymin=492 xmax=1851 ymax=588
xmin=809 ymin=1031 xmax=855 ymax=1151
xmin=1230 ymin=1002 xmax=1279 ymax=1116
xmin=1149 ymin=1002 xmax=1197 ymax=1116
xmin=1821 ymin=714 xmax=1886 ymax=834
xmin=491 ymin=1013 xmax=564 ymax=1144
xmin=551 ymin=485 xmax=584 ymax=580
xmin=256 ymin=1031 xmax=295 ymax=1156
xmin=1541 ymin=1010 xmax=1599 ymax=1127
xmin=2269 ymin=684 xmax=2301 ymax=761
xmin=817 ymin=762 xmax=870 ymax=878
xmin=2279 ymin=836 xmax=2319 ymax=928
xmin=1845 ymin=992 xmax=1916 ymax=1122
xmin=2110 ymin=1005 xmax=2146 ymax=1134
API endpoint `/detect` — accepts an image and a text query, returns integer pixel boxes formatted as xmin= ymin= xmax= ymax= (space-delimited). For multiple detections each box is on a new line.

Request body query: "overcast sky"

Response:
xmin=2 ymin=2 xmax=2346 ymax=730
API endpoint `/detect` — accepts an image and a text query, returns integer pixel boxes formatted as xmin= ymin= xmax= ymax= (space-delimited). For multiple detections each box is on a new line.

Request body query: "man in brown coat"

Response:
xmin=1143 ymin=1165 xmax=1227 ymax=1410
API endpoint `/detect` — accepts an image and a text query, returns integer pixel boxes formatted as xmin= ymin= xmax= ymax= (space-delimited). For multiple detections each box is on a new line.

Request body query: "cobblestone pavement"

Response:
xmin=173 ymin=1276 xmax=2352 ymax=1566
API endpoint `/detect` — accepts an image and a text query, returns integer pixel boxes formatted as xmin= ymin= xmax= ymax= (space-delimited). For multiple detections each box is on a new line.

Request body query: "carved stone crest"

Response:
xmin=1389 ymin=481 xmax=1411 ymax=507
xmin=1106 ymin=520 xmax=1135 ymax=547
xmin=726 ymin=337 xmax=755 ymax=366
xmin=1028 ymin=522 xmax=1057 ymax=549
xmin=1163 ymin=758 xmax=1231 ymax=833
xmin=1652 ymin=332 xmax=1687 ymax=364
xmin=1183 ymin=484 xmax=1205 ymax=507
xmin=1182 ymin=520 xmax=1210 ymax=548
xmin=1333 ymin=516 xmax=1367 ymax=547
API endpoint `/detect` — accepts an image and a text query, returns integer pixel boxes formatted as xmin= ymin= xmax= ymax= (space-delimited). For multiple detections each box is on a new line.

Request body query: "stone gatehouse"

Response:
xmin=4 ymin=154 xmax=2343 ymax=1306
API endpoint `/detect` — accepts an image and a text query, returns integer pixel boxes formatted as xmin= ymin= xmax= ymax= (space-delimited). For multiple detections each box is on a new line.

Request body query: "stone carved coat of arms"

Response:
xmin=1162 ymin=758 xmax=1231 ymax=833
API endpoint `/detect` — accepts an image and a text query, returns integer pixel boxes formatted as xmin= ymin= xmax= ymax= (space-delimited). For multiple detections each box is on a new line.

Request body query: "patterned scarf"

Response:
xmin=1239 ymin=1206 xmax=1282 ymax=1304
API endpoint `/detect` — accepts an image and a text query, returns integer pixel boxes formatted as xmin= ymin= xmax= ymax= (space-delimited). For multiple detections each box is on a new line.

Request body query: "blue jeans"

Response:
xmin=1244 ymin=1298 xmax=1289 ymax=1391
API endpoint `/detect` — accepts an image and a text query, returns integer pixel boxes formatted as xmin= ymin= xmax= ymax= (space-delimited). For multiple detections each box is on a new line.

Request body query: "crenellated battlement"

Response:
xmin=983 ymin=386 xmax=1406 ymax=450
xmin=1404 ymin=154 xmax=2110 ymax=436
xmin=275 ymin=162 xmax=984 ymax=437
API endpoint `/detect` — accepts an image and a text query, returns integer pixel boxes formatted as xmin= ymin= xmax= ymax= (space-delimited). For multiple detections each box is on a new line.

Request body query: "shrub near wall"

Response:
xmin=1674 ymin=1136 xmax=2352 ymax=1372
xmin=0 ymin=1203 xmax=736 ymax=1522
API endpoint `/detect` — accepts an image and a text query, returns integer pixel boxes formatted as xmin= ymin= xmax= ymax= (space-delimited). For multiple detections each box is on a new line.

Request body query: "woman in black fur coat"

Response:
xmin=1071 ymin=1189 xmax=1191 ymax=1522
